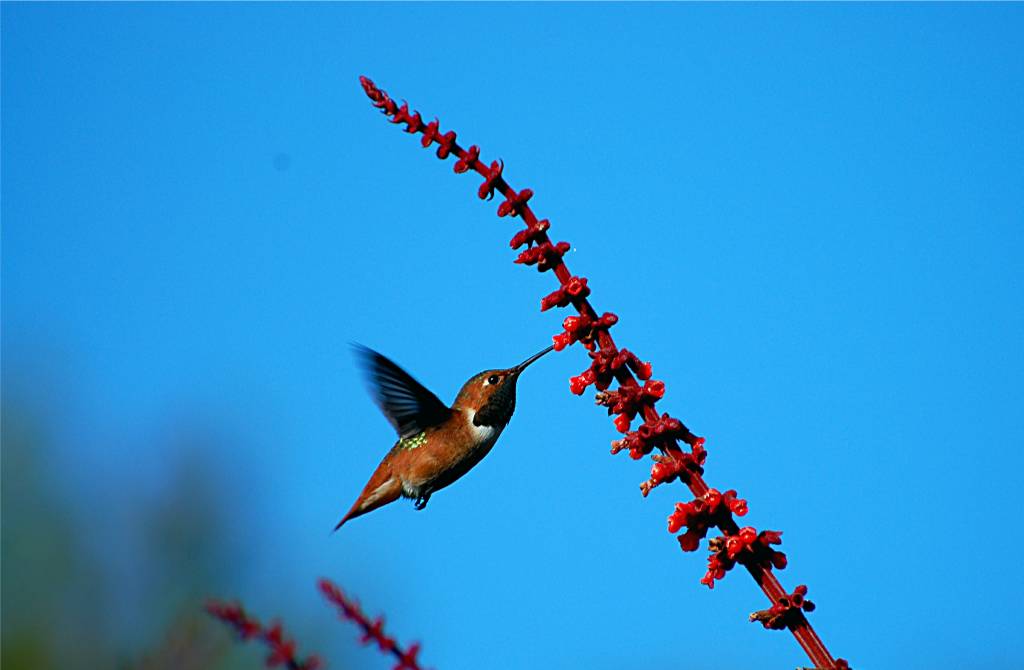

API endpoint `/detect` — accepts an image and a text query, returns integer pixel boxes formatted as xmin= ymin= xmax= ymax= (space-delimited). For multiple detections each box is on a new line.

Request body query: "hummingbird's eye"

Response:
xmin=487 ymin=374 xmax=500 ymax=385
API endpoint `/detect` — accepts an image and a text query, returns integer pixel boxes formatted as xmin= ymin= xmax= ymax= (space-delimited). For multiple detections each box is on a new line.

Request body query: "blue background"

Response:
xmin=3 ymin=4 xmax=1022 ymax=669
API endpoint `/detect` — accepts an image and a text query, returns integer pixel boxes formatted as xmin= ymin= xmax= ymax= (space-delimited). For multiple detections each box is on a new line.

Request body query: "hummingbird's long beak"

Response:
xmin=512 ymin=344 xmax=556 ymax=375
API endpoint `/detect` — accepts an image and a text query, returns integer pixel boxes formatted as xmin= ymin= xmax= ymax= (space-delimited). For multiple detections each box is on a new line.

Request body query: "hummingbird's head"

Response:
xmin=454 ymin=345 xmax=555 ymax=428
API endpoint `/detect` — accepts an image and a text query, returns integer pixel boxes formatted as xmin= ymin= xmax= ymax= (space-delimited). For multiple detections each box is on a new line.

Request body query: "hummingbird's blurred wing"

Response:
xmin=353 ymin=345 xmax=452 ymax=439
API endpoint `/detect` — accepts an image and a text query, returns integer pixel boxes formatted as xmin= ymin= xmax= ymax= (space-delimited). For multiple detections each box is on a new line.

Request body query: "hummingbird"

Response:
xmin=334 ymin=344 xmax=555 ymax=530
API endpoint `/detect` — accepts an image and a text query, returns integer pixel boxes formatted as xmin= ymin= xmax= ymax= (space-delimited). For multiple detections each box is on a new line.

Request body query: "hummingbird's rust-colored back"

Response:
xmin=334 ymin=345 xmax=553 ymax=530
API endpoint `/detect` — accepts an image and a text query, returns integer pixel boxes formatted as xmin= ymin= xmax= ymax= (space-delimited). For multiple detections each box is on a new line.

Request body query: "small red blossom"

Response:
xmin=610 ymin=412 xmax=696 ymax=459
xmin=509 ymin=218 xmax=550 ymax=249
xmin=395 ymin=642 xmax=423 ymax=670
xmin=420 ymin=119 xmax=440 ymax=147
xmin=477 ymin=160 xmax=504 ymax=200
xmin=497 ymin=188 xmax=533 ymax=218
xmin=702 ymin=528 xmax=787 ymax=589
xmin=569 ymin=346 xmax=652 ymax=397
xmin=638 ymin=447 xmax=707 ymax=496
xmin=515 ymin=241 xmax=570 ymax=272
xmin=435 ymin=131 xmax=458 ymax=159
xmin=750 ymin=585 xmax=817 ymax=631
xmin=389 ymin=103 xmax=424 ymax=134
xmin=541 ymin=275 xmax=591 ymax=311
xmin=419 ymin=119 xmax=459 ymax=160
xmin=594 ymin=378 xmax=663 ymax=432
xmin=665 ymin=487 xmax=747 ymax=551
xmin=453 ymin=144 xmax=481 ymax=174
xmin=554 ymin=312 xmax=617 ymax=351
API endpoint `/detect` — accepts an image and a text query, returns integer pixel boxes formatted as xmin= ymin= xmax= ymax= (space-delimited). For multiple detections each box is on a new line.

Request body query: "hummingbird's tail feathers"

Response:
xmin=333 ymin=475 xmax=403 ymax=532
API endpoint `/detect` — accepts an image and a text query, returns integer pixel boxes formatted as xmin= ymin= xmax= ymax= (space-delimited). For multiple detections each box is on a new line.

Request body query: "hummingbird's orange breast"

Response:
xmin=395 ymin=409 xmax=502 ymax=493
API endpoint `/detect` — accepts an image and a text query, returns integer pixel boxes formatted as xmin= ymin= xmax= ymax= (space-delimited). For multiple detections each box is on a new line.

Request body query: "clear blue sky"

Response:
xmin=3 ymin=3 xmax=1022 ymax=669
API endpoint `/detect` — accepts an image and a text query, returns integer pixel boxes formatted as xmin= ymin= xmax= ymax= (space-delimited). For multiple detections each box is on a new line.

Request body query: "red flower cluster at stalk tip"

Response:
xmin=358 ymin=75 xmax=849 ymax=669
xmin=318 ymin=579 xmax=427 ymax=670
xmin=205 ymin=601 xmax=322 ymax=670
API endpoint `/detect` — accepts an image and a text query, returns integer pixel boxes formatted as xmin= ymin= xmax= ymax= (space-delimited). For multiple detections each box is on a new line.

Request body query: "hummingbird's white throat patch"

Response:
xmin=466 ymin=408 xmax=501 ymax=446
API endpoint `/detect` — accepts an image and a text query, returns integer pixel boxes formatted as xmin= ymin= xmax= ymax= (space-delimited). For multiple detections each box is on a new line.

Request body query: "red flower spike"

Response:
xmin=206 ymin=600 xmax=321 ymax=670
xmin=454 ymin=145 xmax=480 ymax=174
xmin=497 ymin=188 xmax=533 ymax=218
xmin=318 ymin=578 xmax=427 ymax=670
xmin=359 ymin=75 xmax=847 ymax=670
xmin=477 ymin=160 xmax=504 ymax=200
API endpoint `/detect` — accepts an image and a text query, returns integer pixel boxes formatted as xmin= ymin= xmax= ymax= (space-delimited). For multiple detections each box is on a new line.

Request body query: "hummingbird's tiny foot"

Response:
xmin=413 ymin=493 xmax=430 ymax=510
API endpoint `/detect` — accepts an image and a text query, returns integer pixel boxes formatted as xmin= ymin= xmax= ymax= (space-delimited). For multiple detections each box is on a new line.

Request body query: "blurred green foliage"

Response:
xmin=2 ymin=399 xmax=245 ymax=669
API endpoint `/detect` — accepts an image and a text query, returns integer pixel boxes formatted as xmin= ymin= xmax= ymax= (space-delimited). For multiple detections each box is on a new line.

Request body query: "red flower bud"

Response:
xmin=454 ymin=144 xmax=481 ymax=174
xmin=678 ymin=530 xmax=702 ymax=552
xmin=497 ymin=188 xmax=533 ymax=218
xmin=477 ymin=160 xmax=504 ymax=200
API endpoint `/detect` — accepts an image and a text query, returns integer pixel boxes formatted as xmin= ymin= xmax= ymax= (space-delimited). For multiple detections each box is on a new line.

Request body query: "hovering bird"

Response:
xmin=335 ymin=344 xmax=555 ymax=530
